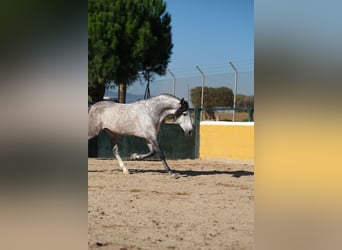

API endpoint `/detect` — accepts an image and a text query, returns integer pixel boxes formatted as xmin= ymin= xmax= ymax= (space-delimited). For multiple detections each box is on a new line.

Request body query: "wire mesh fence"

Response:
xmin=103 ymin=61 xmax=254 ymax=122
xmin=105 ymin=70 xmax=254 ymax=107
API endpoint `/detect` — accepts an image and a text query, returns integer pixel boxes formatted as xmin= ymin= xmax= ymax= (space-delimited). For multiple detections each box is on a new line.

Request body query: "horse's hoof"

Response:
xmin=123 ymin=169 xmax=131 ymax=175
xmin=130 ymin=153 xmax=138 ymax=160
xmin=170 ymin=173 xmax=180 ymax=179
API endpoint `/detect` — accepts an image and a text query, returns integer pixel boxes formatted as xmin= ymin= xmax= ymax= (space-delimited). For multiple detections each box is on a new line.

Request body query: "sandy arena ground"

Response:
xmin=88 ymin=158 xmax=254 ymax=250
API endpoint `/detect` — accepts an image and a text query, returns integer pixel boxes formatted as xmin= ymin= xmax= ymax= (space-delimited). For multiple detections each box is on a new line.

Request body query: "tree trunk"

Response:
xmin=144 ymin=81 xmax=151 ymax=99
xmin=143 ymin=72 xmax=152 ymax=99
xmin=118 ymin=83 xmax=127 ymax=103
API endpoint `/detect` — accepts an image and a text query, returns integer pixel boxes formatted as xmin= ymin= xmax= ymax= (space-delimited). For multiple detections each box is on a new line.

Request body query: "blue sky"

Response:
xmin=164 ymin=0 xmax=254 ymax=71
xmin=109 ymin=0 xmax=254 ymax=101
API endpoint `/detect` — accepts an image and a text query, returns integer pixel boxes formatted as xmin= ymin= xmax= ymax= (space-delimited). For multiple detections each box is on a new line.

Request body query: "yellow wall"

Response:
xmin=200 ymin=121 xmax=254 ymax=162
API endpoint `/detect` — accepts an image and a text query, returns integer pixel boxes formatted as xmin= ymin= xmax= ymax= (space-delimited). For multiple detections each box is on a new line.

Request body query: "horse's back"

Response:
xmin=88 ymin=101 xmax=143 ymax=139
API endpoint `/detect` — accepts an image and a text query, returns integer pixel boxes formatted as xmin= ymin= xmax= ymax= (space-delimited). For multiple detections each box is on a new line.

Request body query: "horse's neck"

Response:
xmin=151 ymin=96 xmax=179 ymax=123
xmin=159 ymin=106 xmax=177 ymax=122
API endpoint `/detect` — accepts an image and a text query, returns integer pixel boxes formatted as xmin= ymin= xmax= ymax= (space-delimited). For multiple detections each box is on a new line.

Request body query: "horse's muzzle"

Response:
xmin=186 ymin=130 xmax=192 ymax=136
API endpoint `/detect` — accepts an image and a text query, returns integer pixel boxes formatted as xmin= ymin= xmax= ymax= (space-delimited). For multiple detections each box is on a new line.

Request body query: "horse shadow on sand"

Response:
xmin=130 ymin=168 xmax=253 ymax=178
xmin=89 ymin=166 xmax=254 ymax=178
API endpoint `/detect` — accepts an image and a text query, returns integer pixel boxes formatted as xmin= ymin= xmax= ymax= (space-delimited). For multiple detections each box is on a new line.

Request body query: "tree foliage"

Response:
xmin=190 ymin=86 xmax=234 ymax=108
xmin=140 ymin=0 xmax=173 ymax=98
xmin=237 ymin=95 xmax=254 ymax=107
xmin=191 ymin=87 xmax=234 ymax=119
xmin=88 ymin=0 xmax=173 ymax=103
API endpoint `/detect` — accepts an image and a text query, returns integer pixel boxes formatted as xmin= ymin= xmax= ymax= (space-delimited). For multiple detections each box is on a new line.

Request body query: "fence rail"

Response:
xmin=195 ymin=106 xmax=254 ymax=122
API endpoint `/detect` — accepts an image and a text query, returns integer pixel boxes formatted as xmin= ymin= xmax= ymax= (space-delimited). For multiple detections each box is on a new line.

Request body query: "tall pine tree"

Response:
xmin=88 ymin=0 xmax=173 ymax=103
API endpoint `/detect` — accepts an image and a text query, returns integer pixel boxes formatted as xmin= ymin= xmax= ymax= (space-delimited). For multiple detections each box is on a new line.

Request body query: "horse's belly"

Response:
xmin=106 ymin=120 xmax=143 ymax=137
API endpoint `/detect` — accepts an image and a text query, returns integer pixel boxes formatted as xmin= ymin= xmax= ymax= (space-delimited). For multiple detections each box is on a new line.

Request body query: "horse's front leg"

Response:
xmin=150 ymin=140 xmax=179 ymax=179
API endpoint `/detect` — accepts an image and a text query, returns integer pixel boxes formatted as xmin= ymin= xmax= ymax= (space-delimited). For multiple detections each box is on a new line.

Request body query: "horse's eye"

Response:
xmin=182 ymin=113 xmax=187 ymax=116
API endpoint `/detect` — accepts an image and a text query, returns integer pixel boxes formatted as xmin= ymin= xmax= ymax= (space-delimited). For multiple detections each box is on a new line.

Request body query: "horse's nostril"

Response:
xmin=189 ymin=130 xmax=192 ymax=136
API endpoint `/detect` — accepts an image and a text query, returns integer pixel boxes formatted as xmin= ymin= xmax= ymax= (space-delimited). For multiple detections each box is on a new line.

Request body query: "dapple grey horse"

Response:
xmin=88 ymin=94 xmax=193 ymax=178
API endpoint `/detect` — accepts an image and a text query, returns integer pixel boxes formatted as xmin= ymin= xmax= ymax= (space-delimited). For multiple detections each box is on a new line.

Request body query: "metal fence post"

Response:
xmin=248 ymin=106 xmax=254 ymax=122
xmin=194 ymin=107 xmax=201 ymax=158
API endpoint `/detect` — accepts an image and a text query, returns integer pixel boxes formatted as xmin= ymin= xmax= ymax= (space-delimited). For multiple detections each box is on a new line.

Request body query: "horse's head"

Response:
xmin=174 ymin=98 xmax=193 ymax=136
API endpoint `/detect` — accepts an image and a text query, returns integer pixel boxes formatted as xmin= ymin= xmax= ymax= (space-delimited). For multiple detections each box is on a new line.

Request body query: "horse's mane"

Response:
xmin=157 ymin=93 xmax=180 ymax=101
xmin=140 ymin=94 xmax=189 ymax=115
xmin=132 ymin=93 xmax=179 ymax=104
xmin=134 ymin=94 xmax=189 ymax=114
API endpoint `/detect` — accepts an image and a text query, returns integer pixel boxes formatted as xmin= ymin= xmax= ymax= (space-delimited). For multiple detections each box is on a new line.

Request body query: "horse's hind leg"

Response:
xmin=112 ymin=144 xmax=130 ymax=174
xmin=130 ymin=142 xmax=155 ymax=160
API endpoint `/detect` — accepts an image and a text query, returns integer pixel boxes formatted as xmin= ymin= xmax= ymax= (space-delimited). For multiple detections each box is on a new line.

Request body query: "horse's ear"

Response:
xmin=179 ymin=98 xmax=189 ymax=112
